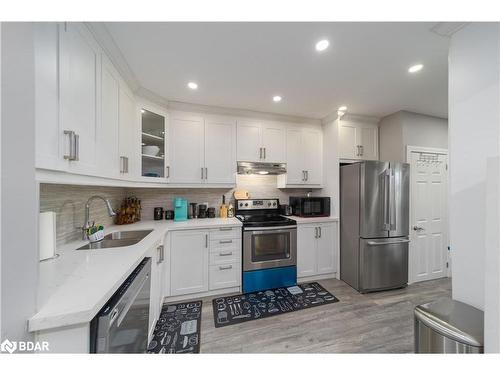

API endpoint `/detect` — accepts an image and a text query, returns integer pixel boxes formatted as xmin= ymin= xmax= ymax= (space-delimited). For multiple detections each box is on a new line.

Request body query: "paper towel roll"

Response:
xmin=39 ymin=211 xmax=57 ymax=261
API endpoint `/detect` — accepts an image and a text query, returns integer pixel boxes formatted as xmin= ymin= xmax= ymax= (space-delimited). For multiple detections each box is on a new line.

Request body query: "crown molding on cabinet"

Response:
xmin=85 ymin=22 xmax=141 ymax=92
xmin=167 ymin=100 xmax=321 ymax=125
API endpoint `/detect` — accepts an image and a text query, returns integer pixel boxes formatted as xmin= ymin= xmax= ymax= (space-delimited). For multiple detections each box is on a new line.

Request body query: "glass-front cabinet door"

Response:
xmin=141 ymin=108 xmax=166 ymax=178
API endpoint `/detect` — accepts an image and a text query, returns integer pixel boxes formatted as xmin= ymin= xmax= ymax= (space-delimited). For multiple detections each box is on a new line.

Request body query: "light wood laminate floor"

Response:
xmin=196 ymin=277 xmax=451 ymax=353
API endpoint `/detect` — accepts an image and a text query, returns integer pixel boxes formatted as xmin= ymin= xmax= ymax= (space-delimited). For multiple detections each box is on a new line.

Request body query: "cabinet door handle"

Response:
xmin=219 ymin=265 xmax=233 ymax=270
xmin=319 ymin=226 xmax=322 ymax=238
xmin=259 ymin=147 xmax=263 ymax=159
xmin=315 ymin=227 xmax=318 ymax=238
xmin=64 ymin=130 xmax=76 ymax=160
xmin=356 ymin=145 xmax=360 ymax=156
xmin=219 ymin=251 xmax=233 ymax=256
xmin=302 ymin=171 xmax=305 ymax=181
xmin=157 ymin=245 xmax=164 ymax=264
xmin=201 ymin=167 xmax=204 ymax=180
xmin=120 ymin=156 xmax=129 ymax=173
xmin=166 ymin=166 xmax=170 ymax=178
xmin=74 ymin=133 xmax=80 ymax=161
xmin=205 ymin=234 xmax=208 ymax=248
xmin=263 ymin=147 xmax=266 ymax=159
xmin=219 ymin=240 xmax=233 ymax=244
xmin=205 ymin=167 xmax=208 ymax=180
xmin=305 ymin=170 xmax=309 ymax=181
xmin=359 ymin=145 xmax=364 ymax=156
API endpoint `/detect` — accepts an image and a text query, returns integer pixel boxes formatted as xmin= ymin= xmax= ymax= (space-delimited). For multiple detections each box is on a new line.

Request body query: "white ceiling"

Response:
xmin=105 ymin=22 xmax=449 ymax=120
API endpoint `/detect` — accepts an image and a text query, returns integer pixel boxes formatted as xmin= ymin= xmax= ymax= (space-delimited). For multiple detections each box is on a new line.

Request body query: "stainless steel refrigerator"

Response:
xmin=340 ymin=161 xmax=410 ymax=293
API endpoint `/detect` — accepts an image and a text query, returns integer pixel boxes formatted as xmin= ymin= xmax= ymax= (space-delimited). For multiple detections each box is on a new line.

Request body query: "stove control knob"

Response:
xmin=239 ymin=203 xmax=243 ymax=207
xmin=245 ymin=203 xmax=248 ymax=207
xmin=268 ymin=202 xmax=271 ymax=207
xmin=273 ymin=202 xmax=277 ymax=206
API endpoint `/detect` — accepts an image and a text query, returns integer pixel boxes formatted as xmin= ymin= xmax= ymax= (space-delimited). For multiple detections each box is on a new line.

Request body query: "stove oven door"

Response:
xmin=243 ymin=226 xmax=297 ymax=271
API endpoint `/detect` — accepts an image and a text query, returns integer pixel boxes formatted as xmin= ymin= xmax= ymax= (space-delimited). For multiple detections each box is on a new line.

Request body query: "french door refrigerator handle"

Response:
xmin=382 ymin=170 xmax=390 ymax=230
xmin=389 ymin=168 xmax=396 ymax=231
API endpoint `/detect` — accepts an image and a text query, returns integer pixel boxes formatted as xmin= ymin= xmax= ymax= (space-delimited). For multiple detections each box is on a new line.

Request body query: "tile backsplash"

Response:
xmin=40 ymin=175 xmax=311 ymax=246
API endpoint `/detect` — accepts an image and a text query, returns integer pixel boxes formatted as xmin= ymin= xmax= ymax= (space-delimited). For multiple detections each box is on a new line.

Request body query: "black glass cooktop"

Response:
xmin=236 ymin=214 xmax=296 ymax=227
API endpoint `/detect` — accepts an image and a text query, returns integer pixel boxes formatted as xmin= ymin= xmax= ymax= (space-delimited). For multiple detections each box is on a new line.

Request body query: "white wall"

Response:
xmin=379 ymin=110 xmax=448 ymax=162
xmin=0 ymin=23 xmax=38 ymax=343
xmin=449 ymin=22 xmax=500 ymax=352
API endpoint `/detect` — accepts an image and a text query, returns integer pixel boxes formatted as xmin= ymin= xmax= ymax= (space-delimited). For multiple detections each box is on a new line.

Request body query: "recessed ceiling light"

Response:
xmin=408 ymin=64 xmax=423 ymax=73
xmin=141 ymin=109 xmax=145 ymax=114
xmin=187 ymin=82 xmax=198 ymax=90
xmin=338 ymin=105 xmax=347 ymax=111
xmin=273 ymin=95 xmax=282 ymax=103
xmin=315 ymin=39 xmax=330 ymax=52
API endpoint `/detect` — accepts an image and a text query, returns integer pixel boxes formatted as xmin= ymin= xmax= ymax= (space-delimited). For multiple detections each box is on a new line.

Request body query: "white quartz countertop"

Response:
xmin=29 ymin=218 xmax=242 ymax=332
xmin=288 ymin=216 xmax=339 ymax=224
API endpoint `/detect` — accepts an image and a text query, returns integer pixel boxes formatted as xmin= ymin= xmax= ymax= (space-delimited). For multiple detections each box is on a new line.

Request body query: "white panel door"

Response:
xmin=303 ymin=128 xmax=323 ymax=185
xmin=170 ymin=231 xmax=209 ymax=296
xmin=339 ymin=123 xmax=357 ymax=159
xmin=316 ymin=223 xmax=336 ymax=275
xmin=357 ymin=126 xmax=378 ymax=160
xmin=297 ymin=225 xmax=317 ymax=277
xmin=237 ymin=120 xmax=261 ymax=162
xmin=99 ymin=58 xmax=120 ymax=177
xmin=119 ymin=87 xmax=139 ymax=177
xmin=409 ymin=151 xmax=448 ymax=283
xmin=60 ymin=23 xmax=100 ymax=174
xmin=34 ymin=23 xmax=63 ymax=170
xmin=168 ymin=114 xmax=205 ymax=183
xmin=285 ymin=127 xmax=304 ymax=184
xmin=262 ymin=122 xmax=286 ymax=163
xmin=204 ymin=118 xmax=236 ymax=184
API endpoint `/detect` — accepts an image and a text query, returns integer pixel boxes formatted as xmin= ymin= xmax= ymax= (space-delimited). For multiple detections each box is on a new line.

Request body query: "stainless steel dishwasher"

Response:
xmin=90 ymin=258 xmax=151 ymax=353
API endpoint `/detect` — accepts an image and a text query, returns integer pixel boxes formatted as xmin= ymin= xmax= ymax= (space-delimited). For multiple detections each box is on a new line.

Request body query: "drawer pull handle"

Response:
xmin=219 ymin=240 xmax=233 ymax=244
xmin=219 ymin=227 xmax=233 ymax=231
xmin=219 ymin=265 xmax=233 ymax=270
xmin=219 ymin=251 xmax=233 ymax=256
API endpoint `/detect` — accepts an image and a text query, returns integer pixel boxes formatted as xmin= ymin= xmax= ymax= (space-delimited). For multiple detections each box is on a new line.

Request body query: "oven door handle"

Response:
xmin=243 ymin=225 xmax=297 ymax=231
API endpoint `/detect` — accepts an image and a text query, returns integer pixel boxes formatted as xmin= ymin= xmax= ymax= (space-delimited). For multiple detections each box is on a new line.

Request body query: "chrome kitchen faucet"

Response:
xmin=82 ymin=195 xmax=116 ymax=240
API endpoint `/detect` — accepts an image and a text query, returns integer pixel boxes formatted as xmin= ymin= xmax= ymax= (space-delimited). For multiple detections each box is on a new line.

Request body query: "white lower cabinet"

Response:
xmin=170 ymin=230 xmax=209 ymax=296
xmin=148 ymin=239 xmax=166 ymax=340
xmin=168 ymin=226 xmax=241 ymax=297
xmin=297 ymin=221 xmax=338 ymax=278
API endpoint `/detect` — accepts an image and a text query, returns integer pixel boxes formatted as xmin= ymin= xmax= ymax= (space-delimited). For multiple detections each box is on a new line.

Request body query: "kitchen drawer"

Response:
xmin=209 ymin=262 xmax=241 ymax=290
xmin=209 ymin=248 xmax=240 ymax=265
xmin=210 ymin=238 xmax=239 ymax=251
xmin=210 ymin=226 xmax=241 ymax=241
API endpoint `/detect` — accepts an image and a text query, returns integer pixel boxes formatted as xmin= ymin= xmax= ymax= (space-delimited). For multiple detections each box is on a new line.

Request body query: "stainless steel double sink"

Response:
xmin=77 ymin=230 xmax=153 ymax=250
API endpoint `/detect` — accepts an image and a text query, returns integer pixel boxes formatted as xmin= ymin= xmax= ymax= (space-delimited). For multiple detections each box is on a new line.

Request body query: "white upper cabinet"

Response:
xmin=277 ymin=124 xmax=323 ymax=188
xmin=118 ymin=87 xmax=139 ymax=177
xmin=99 ymin=56 xmax=120 ymax=177
xmin=59 ymin=22 xmax=101 ymax=174
xmin=261 ymin=122 xmax=286 ymax=162
xmin=34 ymin=23 xmax=62 ymax=171
xmin=338 ymin=118 xmax=379 ymax=160
xmin=236 ymin=120 xmax=286 ymax=163
xmin=168 ymin=113 xmax=204 ymax=183
xmin=236 ymin=120 xmax=261 ymax=162
xmin=204 ymin=117 xmax=236 ymax=184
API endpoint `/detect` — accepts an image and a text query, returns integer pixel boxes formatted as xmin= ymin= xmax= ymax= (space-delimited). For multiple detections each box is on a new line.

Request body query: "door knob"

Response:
xmin=413 ymin=226 xmax=424 ymax=231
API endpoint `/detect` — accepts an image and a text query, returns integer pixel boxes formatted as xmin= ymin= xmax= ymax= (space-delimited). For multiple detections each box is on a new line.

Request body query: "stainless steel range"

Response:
xmin=236 ymin=199 xmax=297 ymax=293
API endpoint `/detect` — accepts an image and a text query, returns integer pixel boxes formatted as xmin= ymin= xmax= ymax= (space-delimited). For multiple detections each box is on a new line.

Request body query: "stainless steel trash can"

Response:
xmin=414 ymin=298 xmax=483 ymax=353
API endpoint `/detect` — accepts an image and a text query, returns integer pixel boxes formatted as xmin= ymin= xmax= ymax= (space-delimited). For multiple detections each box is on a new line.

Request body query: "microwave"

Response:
xmin=289 ymin=196 xmax=331 ymax=217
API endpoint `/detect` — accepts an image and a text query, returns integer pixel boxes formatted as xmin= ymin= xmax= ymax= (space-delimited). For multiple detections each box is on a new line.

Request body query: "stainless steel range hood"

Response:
xmin=237 ymin=161 xmax=287 ymax=175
